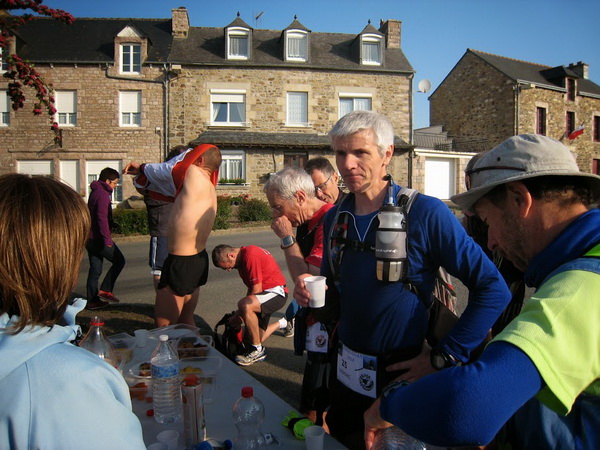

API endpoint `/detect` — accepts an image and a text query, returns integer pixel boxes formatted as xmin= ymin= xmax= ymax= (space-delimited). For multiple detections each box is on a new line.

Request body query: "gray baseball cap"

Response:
xmin=451 ymin=134 xmax=600 ymax=212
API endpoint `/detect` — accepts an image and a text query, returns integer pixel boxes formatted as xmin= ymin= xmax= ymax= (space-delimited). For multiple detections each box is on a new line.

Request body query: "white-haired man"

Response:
xmin=294 ymin=110 xmax=511 ymax=449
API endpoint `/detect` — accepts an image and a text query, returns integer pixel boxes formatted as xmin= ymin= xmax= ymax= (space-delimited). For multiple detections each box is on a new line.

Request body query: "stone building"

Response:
xmin=0 ymin=7 xmax=415 ymax=202
xmin=430 ymin=49 xmax=600 ymax=193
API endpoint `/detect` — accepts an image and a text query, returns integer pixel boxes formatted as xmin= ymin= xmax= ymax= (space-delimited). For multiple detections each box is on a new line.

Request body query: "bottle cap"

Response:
xmin=159 ymin=334 xmax=169 ymax=342
xmin=241 ymin=386 xmax=253 ymax=398
xmin=90 ymin=316 xmax=104 ymax=326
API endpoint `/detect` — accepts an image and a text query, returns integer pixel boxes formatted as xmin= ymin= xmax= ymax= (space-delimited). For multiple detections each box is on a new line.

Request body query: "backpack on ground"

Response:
xmin=213 ymin=311 xmax=247 ymax=360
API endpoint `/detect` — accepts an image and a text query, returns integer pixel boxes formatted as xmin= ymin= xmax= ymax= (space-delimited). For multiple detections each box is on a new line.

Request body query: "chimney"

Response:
xmin=568 ymin=61 xmax=589 ymax=79
xmin=379 ymin=19 xmax=401 ymax=49
xmin=172 ymin=7 xmax=190 ymax=38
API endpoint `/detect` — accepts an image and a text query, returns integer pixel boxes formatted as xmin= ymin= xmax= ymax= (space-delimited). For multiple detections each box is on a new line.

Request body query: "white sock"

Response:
xmin=278 ymin=318 xmax=288 ymax=329
xmin=253 ymin=344 xmax=263 ymax=352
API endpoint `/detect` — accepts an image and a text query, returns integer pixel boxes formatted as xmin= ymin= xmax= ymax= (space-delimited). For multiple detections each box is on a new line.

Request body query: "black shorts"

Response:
xmin=157 ymin=251 xmax=209 ymax=296
xmin=256 ymin=291 xmax=287 ymax=330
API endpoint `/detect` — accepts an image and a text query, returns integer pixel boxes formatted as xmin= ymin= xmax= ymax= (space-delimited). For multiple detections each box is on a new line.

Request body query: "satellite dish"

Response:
xmin=418 ymin=79 xmax=432 ymax=93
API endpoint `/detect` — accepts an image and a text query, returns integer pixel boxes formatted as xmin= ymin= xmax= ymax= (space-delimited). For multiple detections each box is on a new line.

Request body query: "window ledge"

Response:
xmin=207 ymin=122 xmax=251 ymax=128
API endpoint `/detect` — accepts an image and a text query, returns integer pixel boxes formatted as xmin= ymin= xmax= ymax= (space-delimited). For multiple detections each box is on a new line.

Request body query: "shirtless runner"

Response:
xmin=124 ymin=144 xmax=222 ymax=327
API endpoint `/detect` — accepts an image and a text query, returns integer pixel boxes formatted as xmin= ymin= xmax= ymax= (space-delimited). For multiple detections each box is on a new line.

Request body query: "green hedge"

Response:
xmin=112 ymin=209 xmax=149 ymax=235
xmin=237 ymin=198 xmax=271 ymax=222
xmin=214 ymin=195 xmax=232 ymax=230
xmin=112 ymin=194 xmax=267 ymax=235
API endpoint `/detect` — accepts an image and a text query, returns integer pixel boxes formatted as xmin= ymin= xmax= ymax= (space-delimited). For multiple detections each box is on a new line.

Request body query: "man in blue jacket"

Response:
xmin=294 ymin=111 xmax=511 ymax=449
xmin=364 ymin=134 xmax=600 ymax=449
xmin=86 ymin=167 xmax=126 ymax=310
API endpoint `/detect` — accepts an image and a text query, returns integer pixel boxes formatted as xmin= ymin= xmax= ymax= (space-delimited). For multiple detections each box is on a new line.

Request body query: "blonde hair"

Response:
xmin=0 ymin=174 xmax=91 ymax=333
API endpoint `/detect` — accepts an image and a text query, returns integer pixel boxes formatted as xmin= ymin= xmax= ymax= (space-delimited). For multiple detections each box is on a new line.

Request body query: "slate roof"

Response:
xmin=192 ymin=130 xmax=411 ymax=151
xmin=168 ymin=27 xmax=413 ymax=73
xmin=8 ymin=15 xmax=414 ymax=74
xmin=469 ymin=49 xmax=600 ymax=97
xmin=12 ymin=17 xmax=173 ymax=63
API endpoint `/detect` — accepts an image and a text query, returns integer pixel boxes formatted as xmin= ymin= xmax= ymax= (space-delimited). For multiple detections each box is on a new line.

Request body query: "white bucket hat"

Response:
xmin=451 ymin=134 xmax=600 ymax=212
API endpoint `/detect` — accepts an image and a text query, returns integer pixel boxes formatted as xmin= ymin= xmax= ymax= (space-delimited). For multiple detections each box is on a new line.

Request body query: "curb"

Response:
xmin=114 ymin=225 xmax=272 ymax=243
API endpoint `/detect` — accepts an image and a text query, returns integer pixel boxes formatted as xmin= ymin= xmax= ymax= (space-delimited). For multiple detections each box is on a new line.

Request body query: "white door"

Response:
xmin=59 ymin=160 xmax=80 ymax=192
xmin=424 ymin=158 xmax=455 ymax=200
xmin=86 ymin=160 xmax=123 ymax=203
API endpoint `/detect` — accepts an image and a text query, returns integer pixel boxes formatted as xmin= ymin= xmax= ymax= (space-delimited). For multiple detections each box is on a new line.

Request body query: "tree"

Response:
xmin=0 ymin=1 xmax=74 ymax=145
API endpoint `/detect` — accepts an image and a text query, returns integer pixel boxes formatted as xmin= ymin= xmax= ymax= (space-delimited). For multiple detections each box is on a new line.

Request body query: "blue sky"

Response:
xmin=37 ymin=0 xmax=600 ymax=129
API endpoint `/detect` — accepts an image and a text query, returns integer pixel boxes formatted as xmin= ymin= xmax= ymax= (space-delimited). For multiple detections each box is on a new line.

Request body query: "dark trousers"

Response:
xmin=86 ymin=239 xmax=125 ymax=301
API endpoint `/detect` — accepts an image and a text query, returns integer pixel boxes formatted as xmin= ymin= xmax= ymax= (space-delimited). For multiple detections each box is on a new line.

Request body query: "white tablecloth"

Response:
xmin=122 ymin=325 xmax=346 ymax=449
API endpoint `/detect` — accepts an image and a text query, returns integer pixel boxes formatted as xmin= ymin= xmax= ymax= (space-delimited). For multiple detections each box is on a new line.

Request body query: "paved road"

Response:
xmin=75 ymin=227 xmax=479 ymax=409
xmin=75 ymin=228 xmax=307 ymax=408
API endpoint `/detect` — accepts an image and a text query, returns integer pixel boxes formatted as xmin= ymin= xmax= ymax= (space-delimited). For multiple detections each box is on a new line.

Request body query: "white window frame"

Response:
xmin=120 ymin=43 xmax=142 ymax=74
xmin=285 ymin=30 xmax=308 ymax=62
xmin=120 ymin=91 xmax=142 ymax=127
xmin=218 ymin=150 xmax=246 ymax=182
xmin=361 ymin=34 xmax=382 ymax=66
xmin=0 ymin=90 xmax=9 ymax=126
xmin=339 ymin=93 xmax=372 ymax=118
xmin=286 ymin=91 xmax=309 ymax=126
xmin=227 ymin=27 xmax=249 ymax=60
xmin=210 ymin=89 xmax=247 ymax=126
xmin=17 ymin=160 xmax=53 ymax=177
xmin=54 ymin=90 xmax=77 ymax=126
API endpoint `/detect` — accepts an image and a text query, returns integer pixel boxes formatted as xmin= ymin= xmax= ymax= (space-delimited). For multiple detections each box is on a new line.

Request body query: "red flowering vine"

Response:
xmin=0 ymin=1 xmax=74 ymax=145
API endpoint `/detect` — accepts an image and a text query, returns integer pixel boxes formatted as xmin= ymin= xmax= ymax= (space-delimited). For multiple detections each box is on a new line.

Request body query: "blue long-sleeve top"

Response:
xmin=321 ymin=183 xmax=511 ymax=361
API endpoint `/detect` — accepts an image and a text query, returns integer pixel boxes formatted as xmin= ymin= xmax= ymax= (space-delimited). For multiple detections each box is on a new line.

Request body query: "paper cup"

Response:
xmin=156 ymin=430 xmax=179 ymax=450
xmin=134 ymin=329 xmax=149 ymax=348
xmin=304 ymin=425 xmax=325 ymax=450
xmin=305 ymin=276 xmax=326 ymax=308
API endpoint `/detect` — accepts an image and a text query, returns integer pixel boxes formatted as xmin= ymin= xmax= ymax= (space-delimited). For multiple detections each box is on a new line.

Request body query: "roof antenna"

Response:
xmin=254 ymin=11 xmax=263 ymax=27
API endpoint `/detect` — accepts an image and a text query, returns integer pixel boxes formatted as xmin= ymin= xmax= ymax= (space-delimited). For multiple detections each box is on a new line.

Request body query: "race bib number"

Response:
xmin=305 ymin=322 xmax=329 ymax=353
xmin=336 ymin=343 xmax=377 ymax=398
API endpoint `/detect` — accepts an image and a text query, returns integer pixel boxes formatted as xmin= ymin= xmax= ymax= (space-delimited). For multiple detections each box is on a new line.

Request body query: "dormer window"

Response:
xmin=361 ymin=34 xmax=382 ymax=66
xmin=227 ymin=27 xmax=250 ymax=60
xmin=121 ymin=43 xmax=141 ymax=74
xmin=285 ymin=30 xmax=308 ymax=62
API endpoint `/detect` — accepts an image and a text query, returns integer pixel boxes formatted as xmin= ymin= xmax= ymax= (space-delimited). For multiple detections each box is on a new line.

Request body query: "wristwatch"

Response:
xmin=280 ymin=235 xmax=296 ymax=249
xmin=430 ymin=346 xmax=462 ymax=370
xmin=381 ymin=380 xmax=409 ymax=399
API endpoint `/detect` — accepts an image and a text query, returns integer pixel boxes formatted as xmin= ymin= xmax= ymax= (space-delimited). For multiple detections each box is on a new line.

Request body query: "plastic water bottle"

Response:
xmin=372 ymin=426 xmax=427 ymax=449
xmin=78 ymin=316 xmax=119 ymax=368
xmin=151 ymin=334 xmax=182 ymax=424
xmin=232 ymin=386 xmax=265 ymax=449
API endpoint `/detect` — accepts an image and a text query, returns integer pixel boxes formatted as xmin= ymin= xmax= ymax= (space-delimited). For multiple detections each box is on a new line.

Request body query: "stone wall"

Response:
xmin=170 ymin=67 xmax=413 ymax=199
xmin=430 ymin=52 xmax=515 ymax=145
xmin=0 ymin=64 xmax=165 ymax=197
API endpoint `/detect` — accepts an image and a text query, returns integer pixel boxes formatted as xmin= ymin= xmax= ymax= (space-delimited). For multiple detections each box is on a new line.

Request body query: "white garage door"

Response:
xmin=424 ymin=158 xmax=455 ymax=200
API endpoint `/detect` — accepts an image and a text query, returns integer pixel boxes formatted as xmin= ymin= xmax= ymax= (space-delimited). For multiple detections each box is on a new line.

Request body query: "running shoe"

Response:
xmin=235 ymin=347 xmax=266 ymax=366
xmin=98 ymin=290 xmax=121 ymax=303
xmin=282 ymin=318 xmax=295 ymax=337
xmin=86 ymin=299 xmax=109 ymax=310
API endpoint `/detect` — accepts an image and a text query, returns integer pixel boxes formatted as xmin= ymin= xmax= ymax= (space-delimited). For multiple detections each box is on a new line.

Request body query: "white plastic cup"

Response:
xmin=156 ymin=429 xmax=179 ymax=450
xmin=146 ymin=443 xmax=168 ymax=450
xmin=305 ymin=276 xmax=326 ymax=308
xmin=304 ymin=425 xmax=325 ymax=450
xmin=134 ymin=329 xmax=149 ymax=348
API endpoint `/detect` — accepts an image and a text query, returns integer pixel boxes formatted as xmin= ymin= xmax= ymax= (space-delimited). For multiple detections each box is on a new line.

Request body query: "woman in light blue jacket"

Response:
xmin=0 ymin=174 xmax=145 ymax=450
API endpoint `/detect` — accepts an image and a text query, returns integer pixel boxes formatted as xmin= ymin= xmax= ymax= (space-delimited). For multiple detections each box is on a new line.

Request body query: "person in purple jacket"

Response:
xmin=85 ymin=167 xmax=126 ymax=310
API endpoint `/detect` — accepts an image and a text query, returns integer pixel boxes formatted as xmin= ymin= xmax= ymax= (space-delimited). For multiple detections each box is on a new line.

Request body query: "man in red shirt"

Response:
xmin=211 ymin=244 xmax=288 ymax=366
